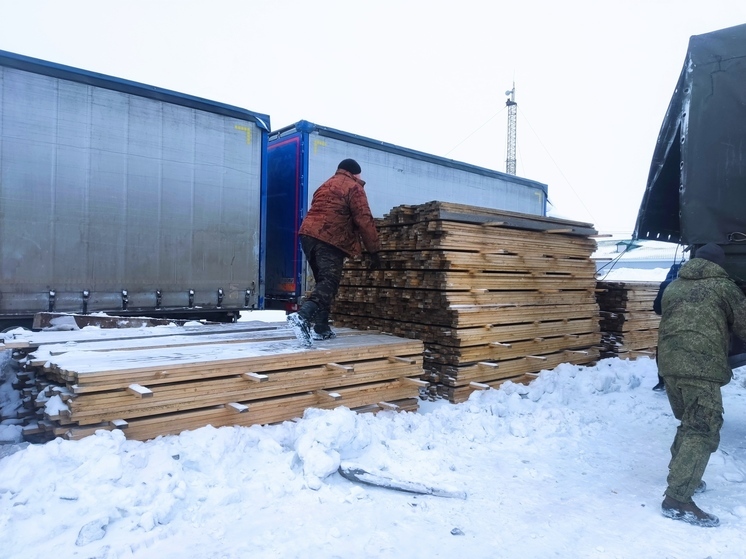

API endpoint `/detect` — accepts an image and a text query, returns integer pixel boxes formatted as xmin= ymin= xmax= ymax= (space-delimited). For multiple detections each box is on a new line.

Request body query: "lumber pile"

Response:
xmin=2 ymin=317 xmax=426 ymax=441
xmin=595 ymin=281 xmax=661 ymax=359
xmin=332 ymin=201 xmax=602 ymax=403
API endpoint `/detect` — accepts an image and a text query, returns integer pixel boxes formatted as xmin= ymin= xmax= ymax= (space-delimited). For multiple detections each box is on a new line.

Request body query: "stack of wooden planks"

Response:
xmin=596 ymin=281 xmax=661 ymax=359
xmin=2 ymin=318 xmax=426 ymax=441
xmin=332 ymin=201 xmax=602 ymax=403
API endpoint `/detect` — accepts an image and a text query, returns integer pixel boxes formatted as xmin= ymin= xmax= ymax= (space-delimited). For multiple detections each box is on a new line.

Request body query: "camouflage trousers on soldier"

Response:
xmin=663 ymin=376 xmax=724 ymax=502
xmin=300 ymin=235 xmax=346 ymax=320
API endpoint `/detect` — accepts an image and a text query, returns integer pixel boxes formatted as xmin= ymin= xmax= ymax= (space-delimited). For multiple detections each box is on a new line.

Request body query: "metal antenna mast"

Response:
xmin=505 ymin=84 xmax=517 ymax=175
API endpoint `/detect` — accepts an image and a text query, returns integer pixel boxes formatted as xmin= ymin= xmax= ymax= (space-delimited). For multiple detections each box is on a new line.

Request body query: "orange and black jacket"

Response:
xmin=299 ymin=169 xmax=380 ymax=257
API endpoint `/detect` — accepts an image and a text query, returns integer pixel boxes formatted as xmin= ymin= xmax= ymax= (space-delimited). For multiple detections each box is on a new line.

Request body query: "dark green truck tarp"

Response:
xmin=635 ymin=24 xmax=746 ymax=272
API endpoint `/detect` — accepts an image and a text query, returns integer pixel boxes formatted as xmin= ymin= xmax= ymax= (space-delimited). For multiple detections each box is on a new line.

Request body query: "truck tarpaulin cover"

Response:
xmin=635 ymin=24 xmax=746 ymax=245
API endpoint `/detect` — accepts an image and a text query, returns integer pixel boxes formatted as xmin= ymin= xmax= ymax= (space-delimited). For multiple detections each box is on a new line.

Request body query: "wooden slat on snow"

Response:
xmin=10 ymin=322 xmax=427 ymax=442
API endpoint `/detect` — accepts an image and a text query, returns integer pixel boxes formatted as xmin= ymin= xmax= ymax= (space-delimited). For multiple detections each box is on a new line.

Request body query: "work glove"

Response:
xmin=368 ymin=252 xmax=382 ymax=270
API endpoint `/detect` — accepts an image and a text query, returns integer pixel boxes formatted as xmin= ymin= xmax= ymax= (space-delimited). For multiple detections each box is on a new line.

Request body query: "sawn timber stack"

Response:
xmin=332 ymin=201 xmax=602 ymax=403
xmin=2 ymin=320 xmax=426 ymax=441
xmin=595 ymin=281 xmax=661 ymax=359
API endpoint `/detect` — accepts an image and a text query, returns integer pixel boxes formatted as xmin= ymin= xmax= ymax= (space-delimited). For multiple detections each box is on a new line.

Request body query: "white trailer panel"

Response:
xmin=0 ymin=50 xmax=269 ymax=327
xmin=305 ymin=133 xmax=545 ymax=217
xmin=265 ymin=121 xmax=547 ymax=307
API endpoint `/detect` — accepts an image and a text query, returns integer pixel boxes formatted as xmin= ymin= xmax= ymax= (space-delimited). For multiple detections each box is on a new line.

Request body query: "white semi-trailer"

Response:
xmin=264 ymin=120 xmax=549 ymax=308
xmin=0 ymin=50 xmax=270 ymax=329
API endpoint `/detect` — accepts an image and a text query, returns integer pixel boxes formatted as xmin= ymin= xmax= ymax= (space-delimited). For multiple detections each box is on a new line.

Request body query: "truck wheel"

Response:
xmin=0 ymin=320 xmax=33 ymax=333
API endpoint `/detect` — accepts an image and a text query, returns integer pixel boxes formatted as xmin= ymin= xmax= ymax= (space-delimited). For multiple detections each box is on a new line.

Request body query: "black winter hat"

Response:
xmin=337 ymin=158 xmax=362 ymax=175
xmin=695 ymin=243 xmax=726 ymax=267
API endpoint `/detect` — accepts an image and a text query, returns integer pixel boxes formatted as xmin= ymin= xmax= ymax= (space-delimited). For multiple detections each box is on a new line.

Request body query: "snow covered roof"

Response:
xmin=592 ymin=238 xmax=686 ymax=262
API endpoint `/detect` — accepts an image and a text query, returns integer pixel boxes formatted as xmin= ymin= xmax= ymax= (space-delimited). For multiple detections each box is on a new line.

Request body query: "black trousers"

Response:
xmin=300 ymin=235 xmax=346 ymax=317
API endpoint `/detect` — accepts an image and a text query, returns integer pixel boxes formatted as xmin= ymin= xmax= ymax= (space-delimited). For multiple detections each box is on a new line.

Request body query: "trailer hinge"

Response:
xmin=48 ymin=290 xmax=56 ymax=312
xmin=82 ymin=290 xmax=90 ymax=314
xmin=155 ymin=290 xmax=162 ymax=309
xmin=121 ymin=290 xmax=129 ymax=311
xmin=217 ymin=288 xmax=224 ymax=308
xmin=188 ymin=289 xmax=195 ymax=308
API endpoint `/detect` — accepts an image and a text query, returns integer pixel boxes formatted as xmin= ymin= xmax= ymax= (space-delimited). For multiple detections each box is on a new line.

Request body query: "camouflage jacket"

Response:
xmin=657 ymin=258 xmax=746 ymax=385
xmin=299 ymin=169 xmax=381 ymax=257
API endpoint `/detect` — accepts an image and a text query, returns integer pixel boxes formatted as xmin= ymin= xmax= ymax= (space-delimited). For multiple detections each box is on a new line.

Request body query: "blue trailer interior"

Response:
xmin=265 ymin=133 xmax=307 ymax=309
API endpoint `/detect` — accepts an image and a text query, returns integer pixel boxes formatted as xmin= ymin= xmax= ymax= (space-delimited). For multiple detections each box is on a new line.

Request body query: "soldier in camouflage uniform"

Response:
xmin=287 ymin=159 xmax=381 ymax=347
xmin=657 ymin=243 xmax=746 ymax=527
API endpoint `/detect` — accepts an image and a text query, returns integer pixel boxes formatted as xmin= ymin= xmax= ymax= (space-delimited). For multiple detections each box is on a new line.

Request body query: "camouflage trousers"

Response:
xmin=300 ymin=235 xmax=346 ymax=321
xmin=663 ymin=376 xmax=724 ymax=502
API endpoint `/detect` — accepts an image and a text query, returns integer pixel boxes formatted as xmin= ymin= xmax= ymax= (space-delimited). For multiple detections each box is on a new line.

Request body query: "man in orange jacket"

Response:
xmin=287 ymin=159 xmax=381 ymax=347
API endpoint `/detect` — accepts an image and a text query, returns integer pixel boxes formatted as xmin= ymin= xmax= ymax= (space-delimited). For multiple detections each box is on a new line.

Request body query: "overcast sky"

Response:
xmin=1 ymin=0 xmax=745 ymax=234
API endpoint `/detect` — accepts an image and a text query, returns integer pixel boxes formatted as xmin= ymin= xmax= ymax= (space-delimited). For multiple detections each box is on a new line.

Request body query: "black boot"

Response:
xmin=287 ymin=301 xmax=318 ymax=348
xmin=298 ymin=300 xmax=319 ymax=321
xmin=653 ymin=375 xmax=666 ymax=391
xmin=312 ymin=310 xmax=336 ymax=340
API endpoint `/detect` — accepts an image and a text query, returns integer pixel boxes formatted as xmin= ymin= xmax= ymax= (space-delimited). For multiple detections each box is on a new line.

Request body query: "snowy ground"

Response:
xmin=3 ymin=344 xmax=746 ymax=556
xmin=8 ymin=268 xmax=746 ymax=558
xmin=597 ymin=266 xmax=671 ymax=283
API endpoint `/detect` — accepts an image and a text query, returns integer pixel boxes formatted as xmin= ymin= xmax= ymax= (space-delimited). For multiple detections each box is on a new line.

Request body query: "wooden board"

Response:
xmin=28 ymin=326 xmax=361 ymax=366
xmin=423 ymin=332 xmax=601 ymax=366
xmin=14 ymin=325 xmax=428 ymax=442
xmin=64 ymin=358 xmax=423 ymax=425
xmin=331 ymin=201 xmax=602 ymax=401
xmin=62 ymin=386 xmax=422 ymax=441
xmin=434 ymin=347 xmax=600 ymax=385
xmin=43 ymin=333 xmax=423 ymax=391
xmin=596 ymin=281 xmax=661 ymax=358
xmin=335 ymin=302 xmax=600 ymax=330
xmin=2 ymin=320 xmax=283 ymax=350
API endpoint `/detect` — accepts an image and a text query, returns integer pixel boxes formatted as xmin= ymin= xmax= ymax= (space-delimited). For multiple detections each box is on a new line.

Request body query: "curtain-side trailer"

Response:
xmin=635 ymin=23 xmax=746 ymax=282
xmin=265 ymin=120 xmax=549 ymax=309
xmin=0 ymin=50 xmax=269 ymax=330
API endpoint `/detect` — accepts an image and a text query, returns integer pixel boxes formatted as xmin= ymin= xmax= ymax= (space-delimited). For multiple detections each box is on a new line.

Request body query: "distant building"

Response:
xmin=593 ymin=236 xmax=686 ymax=275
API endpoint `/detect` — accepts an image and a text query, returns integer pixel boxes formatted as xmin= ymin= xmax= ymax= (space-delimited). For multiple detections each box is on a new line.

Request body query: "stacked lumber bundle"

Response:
xmin=332 ymin=201 xmax=602 ymax=403
xmin=595 ymin=281 xmax=661 ymax=359
xmin=2 ymin=317 xmax=426 ymax=441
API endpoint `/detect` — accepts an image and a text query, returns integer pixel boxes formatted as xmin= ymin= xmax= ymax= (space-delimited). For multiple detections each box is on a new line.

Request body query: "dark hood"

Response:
xmin=677 ymin=257 xmax=729 ymax=281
